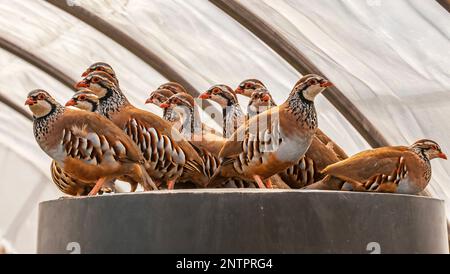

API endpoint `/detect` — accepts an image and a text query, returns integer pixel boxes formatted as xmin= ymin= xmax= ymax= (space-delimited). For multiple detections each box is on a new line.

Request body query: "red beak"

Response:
xmin=65 ymin=99 xmax=76 ymax=107
xmin=160 ymin=103 xmax=170 ymax=109
xmin=75 ymin=80 xmax=89 ymax=89
xmin=199 ymin=92 xmax=211 ymax=99
xmin=320 ymin=81 xmax=333 ymax=88
xmin=145 ymin=98 xmax=154 ymax=105
xmin=235 ymin=87 xmax=244 ymax=94
xmin=438 ymin=153 xmax=447 ymax=160
xmin=25 ymin=98 xmax=36 ymax=106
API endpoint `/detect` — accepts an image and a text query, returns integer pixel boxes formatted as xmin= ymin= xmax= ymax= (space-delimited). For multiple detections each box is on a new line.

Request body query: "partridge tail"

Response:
xmin=209 ymin=168 xmax=229 ymax=188
xmin=140 ymin=165 xmax=158 ymax=191
xmin=302 ymin=175 xmax=345 ymax=190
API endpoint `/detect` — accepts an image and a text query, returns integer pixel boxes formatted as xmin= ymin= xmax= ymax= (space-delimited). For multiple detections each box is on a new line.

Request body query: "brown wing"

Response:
xmin=322 ymin=146 xmax=414 ymax=182
xmin=219 ymin=107 xmax=280 ymax=159
xmin=305 ymin=136 xmax=341 ymax=172
xmin=315 ymin=128 xmax=348 ymax=160
xmin=112 ymin=106 xmax=204 ymax=168
xmin=59 ymin=109 xmax=143 ymax=164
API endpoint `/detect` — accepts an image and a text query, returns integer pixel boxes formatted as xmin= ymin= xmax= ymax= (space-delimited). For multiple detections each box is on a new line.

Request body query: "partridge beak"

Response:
xmin=145 ymin=98 xmax=153 ymax=105
xmin=320 ymin=81 xmax=333 ymax=88
xmin=81 ymin=70 xmax=89 ymax=77
xmin=75 ymin=80 xmax=89 ymax=89
xmin=65 ymin=99 xmax=76 ymax=107
xmin=262 ymin=94 xmax=271 ymax=102
xmin=235 ymin=87 xmax=244 ymax=94
xmin=25 ymin=98 xmax=36 ymax=106
xmin=199 ymin=92 xmax=211 ymax=99
xmin=438 ymin=153 xmax=447 ymax=160
xmin=160 ymin=103 xmax=170 ymax=109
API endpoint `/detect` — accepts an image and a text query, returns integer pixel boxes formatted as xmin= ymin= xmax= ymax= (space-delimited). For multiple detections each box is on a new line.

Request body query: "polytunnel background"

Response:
xmin=0 ymin=0 xmax=448 ymax=253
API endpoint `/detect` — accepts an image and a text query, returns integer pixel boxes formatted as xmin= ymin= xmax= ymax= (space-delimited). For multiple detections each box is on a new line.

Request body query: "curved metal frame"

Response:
xmin=0 ymin=92 xmax=32 ymax=121
xmin=0 ymin=37 xmax=76 ymax=91
xmin=45 ymin=0 xmax=217 ymax=112
xmin=436 ymin=0 xmax=450 ymax=12
xmin=210 ymin=0 xmax=390 ymax=148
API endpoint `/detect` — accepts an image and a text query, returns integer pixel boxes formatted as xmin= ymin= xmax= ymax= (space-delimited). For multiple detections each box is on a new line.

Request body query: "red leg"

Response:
xmin=265 ymin=178 xmax=273 ymax=189
xmin=167 ymin=180 xmax=175 ymax=190
xmin=253 ymin=175 xmax=266 ymax=189
xmin=88 ymin=177 xmax=107 ymax=196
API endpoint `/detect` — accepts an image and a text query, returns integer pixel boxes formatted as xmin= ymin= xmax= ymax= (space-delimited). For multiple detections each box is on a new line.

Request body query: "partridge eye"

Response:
xmin=79 ymin=95 xmax=86 ymax=100
xmin=92 ymin=77 xmax=100 ymax=83
xmin=308 ymin=79 xmax=318 ymax=85
xmin=213 ymin=88 xmax=220 ymax=94
xmin=37 ymin=93 xmax=46 ymax=100
xmin=245 ymin=83 xmax=253 ymax=89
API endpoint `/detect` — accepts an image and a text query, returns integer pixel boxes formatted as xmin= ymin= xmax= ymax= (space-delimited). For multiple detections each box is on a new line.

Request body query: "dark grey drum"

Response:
xmin=37 ymin=190 xmax=449 ymax=254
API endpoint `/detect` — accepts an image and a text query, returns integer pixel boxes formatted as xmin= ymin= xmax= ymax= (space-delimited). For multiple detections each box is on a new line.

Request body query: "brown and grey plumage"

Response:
xmin=318 ymin=139 xmax=446 ymax=194
xmin=75 ymin=70 xmax=208 ymax=189
xmin=65 ymin=90 xmax=145 ymax=192
xmin=26 ymin=90 xmax=156 ymax=196
xmin=161 ymin=92 xmax=254 ymax=188
xmin=209 ymin=74 xmax=333 ymax=188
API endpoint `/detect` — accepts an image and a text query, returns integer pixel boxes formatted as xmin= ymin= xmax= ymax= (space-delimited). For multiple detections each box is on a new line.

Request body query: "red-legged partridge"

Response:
xmin=199 ymin=85 xmax=245 ymax=139
xmin=242 ymin=81 xmax=347 ymax=189
xmin=26 ymin=89 xmax=156 ymax=196
xmin=209 ymin=74 xmax=333 ymax=188
xmin=65 ymin=90 xmax=143 ymax=192
xmin=75 ymin=70 xmax=208 ymax=189
xmin=52 ymin=91 xmax=118 ymax=196
xmin=319 ymin=139 xmax=446 ymax=194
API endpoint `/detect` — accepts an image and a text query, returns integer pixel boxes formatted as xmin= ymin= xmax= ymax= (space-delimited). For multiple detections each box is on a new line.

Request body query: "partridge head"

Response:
xmin=66 ymin=90 xmax=100 ymax=112
xmin=235 ymin=79 xmax=266 ymax=97
xmin=156 ymin=82 xmax=188 ymax=94
xmin=82 ymin=62 xmax=116 ymax=79
xmin=160 ymin=92 xmax=195 ymax=118
xmin=199 ymin=85 xmax=239 ymax=108
xmin=410 ymin=139 xmax=446 ymax=160
xmin=145 ymin=88 xmax=175 ymax=106
xmin=247 ymin=87 xmax=277 ymax=118
xmin=199 ymin=84 xmax=245 ymax=139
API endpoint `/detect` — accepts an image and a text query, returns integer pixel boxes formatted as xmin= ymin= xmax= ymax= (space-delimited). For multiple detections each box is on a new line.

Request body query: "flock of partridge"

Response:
xmin=25 ymin=62 xmax=447 ymax=196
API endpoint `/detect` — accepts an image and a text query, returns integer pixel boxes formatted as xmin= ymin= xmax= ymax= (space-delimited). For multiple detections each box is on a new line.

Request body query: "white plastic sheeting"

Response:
xmin=0 ymin=0 xmax=167 ymax=112
xmin=70 ymin=0 xmax=369 ymax=150
xmin=240 ymin=0 xmax=450 ymax=214
xmin=0 ymin=0 xmax=448 ymax=252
